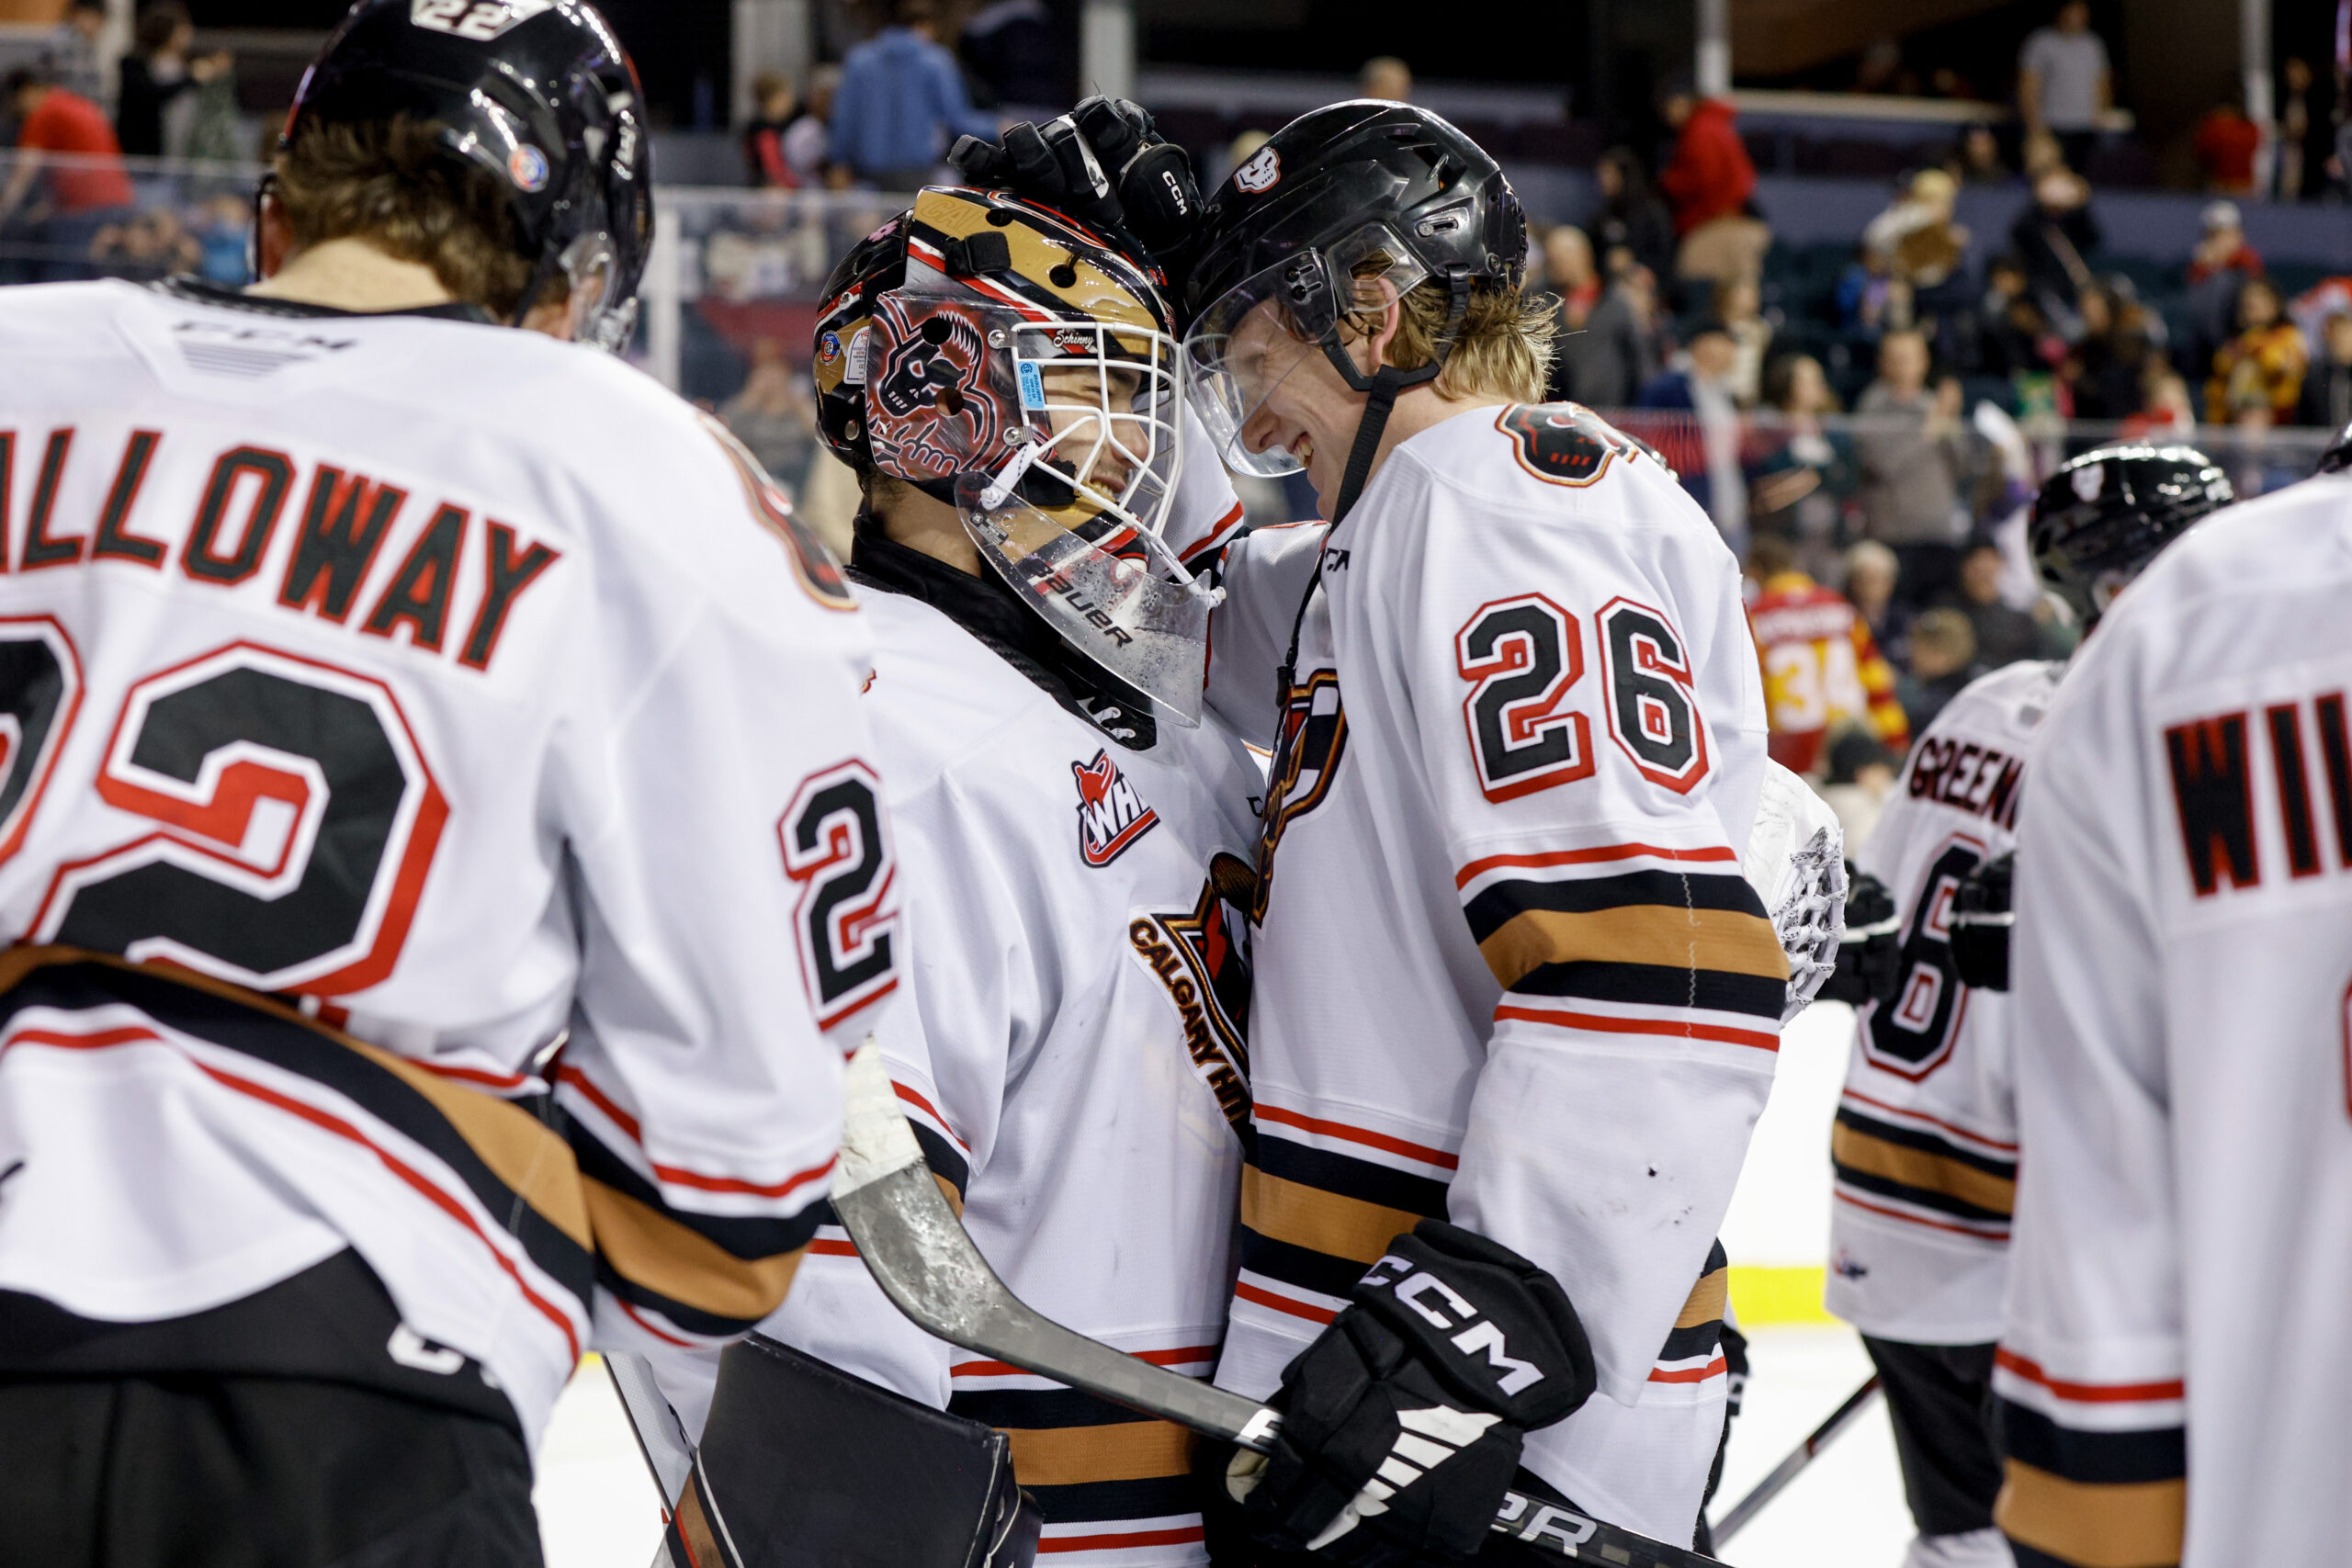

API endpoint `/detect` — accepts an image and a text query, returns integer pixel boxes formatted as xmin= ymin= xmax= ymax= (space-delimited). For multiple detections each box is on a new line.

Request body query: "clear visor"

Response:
xmin=1182 ymin=225 xmax=1428 ymax=476
xmin=559 ymin=231 xmax=639 ymax=354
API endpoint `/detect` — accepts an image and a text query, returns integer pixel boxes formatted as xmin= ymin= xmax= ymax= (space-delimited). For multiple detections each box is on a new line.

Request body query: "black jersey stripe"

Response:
xmin=1996 ymin=1400 xmax=2185 ymax=1485
xmin=1014 ymin=1473 xmax=1200 ymax=1528
xmin=950 ymin=1384 xmax=1164 ymax=1432
xmin=1464 ymin=868 xmax=1769 ymax=939
xmin=1657 ymin=1321 xmax=1724 ymax=1363
xmin=1834 ymin=1107 xmax=2018 ymax=1180
xmin=1251 ymin=1134 xmax=1453 ymax=1217
xmin=1833 ymin=1121 xmax=2016 ymax=1220
xmin=1508 ymin=960 xmax=1787 ymax=1019
xmin=1238 ymin=1228 xmax=1380 ymax=1303
xmin=1833 ymin=1164 xmax=2014 ymax=1226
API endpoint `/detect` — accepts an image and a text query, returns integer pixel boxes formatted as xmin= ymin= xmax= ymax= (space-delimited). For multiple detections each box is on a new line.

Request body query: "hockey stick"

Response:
xmin=1705 ymin=1374 xmax=1883 ymax=1546
xmin=831 ymin=1042 xmax=1725 ymax=1567
xmin=604 ymin=1350 xmax=748 ymax=1568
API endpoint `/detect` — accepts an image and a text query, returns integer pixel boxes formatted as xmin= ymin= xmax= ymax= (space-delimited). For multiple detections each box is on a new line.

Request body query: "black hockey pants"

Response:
xmin=0 ymin=1373 xmax=543 ymax=1568
xmin=1862 ymin=1335 xmax=2005 ymax=1538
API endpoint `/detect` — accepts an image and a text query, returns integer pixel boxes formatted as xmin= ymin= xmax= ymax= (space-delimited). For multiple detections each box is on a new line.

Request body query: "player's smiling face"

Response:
xmin=1231 ymin=301 xmax=1379 ymax=512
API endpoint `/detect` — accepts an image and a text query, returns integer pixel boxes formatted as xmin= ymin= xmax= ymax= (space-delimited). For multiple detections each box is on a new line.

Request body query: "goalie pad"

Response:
xmin=696 ymin=1334 xmax=1042 ymax=1568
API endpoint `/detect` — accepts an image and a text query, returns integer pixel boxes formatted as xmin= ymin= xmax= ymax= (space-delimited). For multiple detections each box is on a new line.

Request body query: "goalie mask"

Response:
xmin=814 ymin=187 xmax=1211 ymax=722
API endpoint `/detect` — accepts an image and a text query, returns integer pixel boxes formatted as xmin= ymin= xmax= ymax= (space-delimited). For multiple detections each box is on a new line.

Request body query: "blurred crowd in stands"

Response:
xmin=8 ymin=0 xmax=2345 ymax=817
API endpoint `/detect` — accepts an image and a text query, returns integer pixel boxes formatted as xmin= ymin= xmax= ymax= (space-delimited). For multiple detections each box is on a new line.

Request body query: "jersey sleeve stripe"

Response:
xmin=892 ymin=1079 xmax=970 ymax=1154
xmin=1646 ymin=1356 xmax=1727 ymax=1384
xmin=1454 ymin=841 xmax=1738 ymax=886
xmin=1002 ymin=1420 xmax=1195 ymax=1487
xmin=1993 ymin=1349 xmax=2186 ymax=1405
xmin=580 ymin=1178 xmax=811 ymax=1337
xmin=1235 ymin=1277 xmax=1342 ymax=1325
xmin=1995 ymin=1462 xmax=2185 ymax=1568
xmin=1464 ymin=867 xmax=1770 ymax=930
xmin=1252 ymin=1103 xmax=1461 ymax=1173
xmin=1253 ymin=1131 xmax=1453 ymax=1216
xmin=1493 ymin=1003 xmax=1781 ymax=1054
xmin=1833 ymin=1188 xmax=2012 ymax=1241
xmin=1838 ymin=1088 xmax=2020 ymax=1156
xmin=1832 ymin=1113 xmax=2018 ymax=1218
xmin=1507 ymin=958 xmax=1786 ymax=1019
xmin=559 ymin=1059 xmax=834 ymax=1203
xmin=1037 ymin=1522 xmax=1205 ymax=1554
xmin=953 ymin=1346 xmax=1219 ymax=1379
xmin=1176 ymin=501 xmax=1248 ymax=565
xmin=1479 ymin=906 xmax=1787 ymax=990
xmin=1240 ymin=1163 xmax=1422 ymax=1266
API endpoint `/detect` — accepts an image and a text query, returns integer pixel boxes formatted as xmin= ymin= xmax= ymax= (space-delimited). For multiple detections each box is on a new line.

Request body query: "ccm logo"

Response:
xmin=1362 ymin=1254 xmax=1544 ymax=1396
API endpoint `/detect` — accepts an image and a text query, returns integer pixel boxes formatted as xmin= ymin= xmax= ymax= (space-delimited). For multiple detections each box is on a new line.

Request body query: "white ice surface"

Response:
xmin=534 ymin=1323 xmax=1919 ymax=1568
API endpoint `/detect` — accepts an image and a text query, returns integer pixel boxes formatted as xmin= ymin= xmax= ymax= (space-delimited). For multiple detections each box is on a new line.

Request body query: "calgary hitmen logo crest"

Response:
xmin=1130 ymin=852 xmax=1257 ymax=1146
xmin=1251 ymin=668 xmax=1347 ymax=920
xmin=1073 ymin=748 xmax=1159 ymax=866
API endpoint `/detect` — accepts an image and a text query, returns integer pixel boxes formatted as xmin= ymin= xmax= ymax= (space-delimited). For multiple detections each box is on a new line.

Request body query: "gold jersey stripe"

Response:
xmin=1676 ymin=1267 xmax=1730 ymax=1329
xmin=1994 ymin=1459 xmax=2184 ymax=1568
xmin=1003 ymin=1418 xmax=1196 ymax=1486
xmin=1832 ymin=1122 xmax=2017 ymax=1216
xmin=1240 ymin=1165 xmax=1422 ymax=1266
xmin=1478 ymin=905 xmax=1789 ymax=991
xmin=582 ymin=1177 xmax=807 ymax=1323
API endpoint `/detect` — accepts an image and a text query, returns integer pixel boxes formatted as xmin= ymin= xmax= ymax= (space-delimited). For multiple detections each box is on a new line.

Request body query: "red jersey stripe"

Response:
xmin=1995 ymin=1348 xmax=2184 ymax=1404
xmin=1039 ymin=1526 xmax=1206 ymax=1552
xmin=1495 ymin=1004 xmax=1780 ymax=1053
xmin=1648 ymin=1356 xmax=1728 ymax=1383
xmin=1834 ymin=1189 xmax=2011 ymax=1239
xmin=952 ymin=1345 xmax=1218 ymax=1379
xmin=1839 ymin=1088 xmax=2020 ymax=1155
xmin=1253 ymin=1102 xmax=1460 ymax=1169
xmin=1235 ymin=1280 xmax=1339 ymax=1325
xmin=1455 ymin=842 xmax=1739 ymax=887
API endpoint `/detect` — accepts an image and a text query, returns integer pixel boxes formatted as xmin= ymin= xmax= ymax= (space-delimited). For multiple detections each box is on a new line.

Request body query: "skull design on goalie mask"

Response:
xmin=867 ymin=296 xmax=1006 ymax=482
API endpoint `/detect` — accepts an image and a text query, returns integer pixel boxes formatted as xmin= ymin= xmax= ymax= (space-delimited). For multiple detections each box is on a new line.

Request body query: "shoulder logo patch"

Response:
xmin=1074 ymin=748 xmax=1159 ymax=866
xmin=1498 ymin=402 xmax=1639 ymax=488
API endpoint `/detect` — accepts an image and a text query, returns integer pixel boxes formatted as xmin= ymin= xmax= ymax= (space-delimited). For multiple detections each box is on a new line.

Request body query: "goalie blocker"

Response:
xmin=695 ymin=1335 xmax=1041 ymax=1568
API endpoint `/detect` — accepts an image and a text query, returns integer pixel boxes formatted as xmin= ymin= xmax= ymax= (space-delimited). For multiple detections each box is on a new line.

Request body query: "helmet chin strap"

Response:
xmin=1318 ymin=267 xmax=1472 ymax=525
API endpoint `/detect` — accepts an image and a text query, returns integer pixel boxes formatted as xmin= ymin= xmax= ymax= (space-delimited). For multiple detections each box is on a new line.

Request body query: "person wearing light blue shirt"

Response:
xmin=828 ymin=0 xmax=999 ymax=190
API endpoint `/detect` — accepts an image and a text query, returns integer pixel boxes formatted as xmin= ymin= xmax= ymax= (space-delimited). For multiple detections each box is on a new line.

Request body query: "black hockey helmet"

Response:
xmin=280 ymin=0 xmax=652 ymax=349
xmin=2029 ymin=444 xmax=2233 ymax=626
xmin=1181 ymin=101 xmax=1526 ymax=520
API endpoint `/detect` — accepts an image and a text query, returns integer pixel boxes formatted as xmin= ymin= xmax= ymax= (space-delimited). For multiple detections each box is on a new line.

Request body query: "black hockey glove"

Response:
xmin=1227 ymin=1220 xmax=1596 ymax=1565
xmin=1950 ymin=851 xmax=2014 ymax=992
xmin=1818 ymin=863 xmax=1902 ymax=1008
xmin=950 ymin=96 xmax=1203 ymax=285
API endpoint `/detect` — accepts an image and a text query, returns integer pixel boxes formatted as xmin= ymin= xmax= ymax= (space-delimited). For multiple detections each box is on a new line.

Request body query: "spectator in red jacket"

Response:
xmin=1658 ymin=80 xmax=1755 ymax=236
xmin=2194 ymin=101 xmax=2262 ymax=196
xmin=3 ymin=66 xmax=134 ymax=281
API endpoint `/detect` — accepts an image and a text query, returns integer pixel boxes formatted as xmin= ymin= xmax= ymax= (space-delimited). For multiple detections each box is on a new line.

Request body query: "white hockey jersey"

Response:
xmin=1206 ymin=402 xmax=1783 ymax=1544
xmin=0 ymin=280 xmax=891 ymax=1448
xmin=762 ymin=549 xmax=1265 ymax=1564
xmin=1826 ymin=659 xmax=2059 ymax=1345
xmin=1996 ymin=477 xmax=2352 ymax=1568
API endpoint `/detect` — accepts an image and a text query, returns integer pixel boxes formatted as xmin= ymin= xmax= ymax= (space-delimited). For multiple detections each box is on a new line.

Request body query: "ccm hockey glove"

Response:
xmin=950 ymin=96 xmax=1203 ymax=280
xmin=1227 ymin=1220 xmax=1596 ymax=1564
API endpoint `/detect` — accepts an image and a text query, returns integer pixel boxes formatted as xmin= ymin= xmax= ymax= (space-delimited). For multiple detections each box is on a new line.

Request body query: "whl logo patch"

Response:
xmin=1073 ymin=749 xmax=1159 ymax=866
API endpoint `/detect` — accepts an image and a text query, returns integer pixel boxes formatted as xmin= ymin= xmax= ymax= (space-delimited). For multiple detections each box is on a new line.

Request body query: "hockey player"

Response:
xmin=711 ymin=188 xmax=1264 ymax=1565
xmin=956 ymin=100 xmax=1846 ymax=1559
xmin=1996 ymin=468 xmax=2352 ymax=1566
xmin=0 ymin=4 xmax=888 ymax=1560
xmin=1826 ymin=445 xmax=2233 ymax=1568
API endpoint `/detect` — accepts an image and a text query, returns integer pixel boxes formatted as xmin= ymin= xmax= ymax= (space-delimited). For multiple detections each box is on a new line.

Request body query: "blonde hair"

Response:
xmin=1349 ymin=264 xmax=1554 ymax=403
xmin=275 ymin=116 xmax=563 ymax=318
